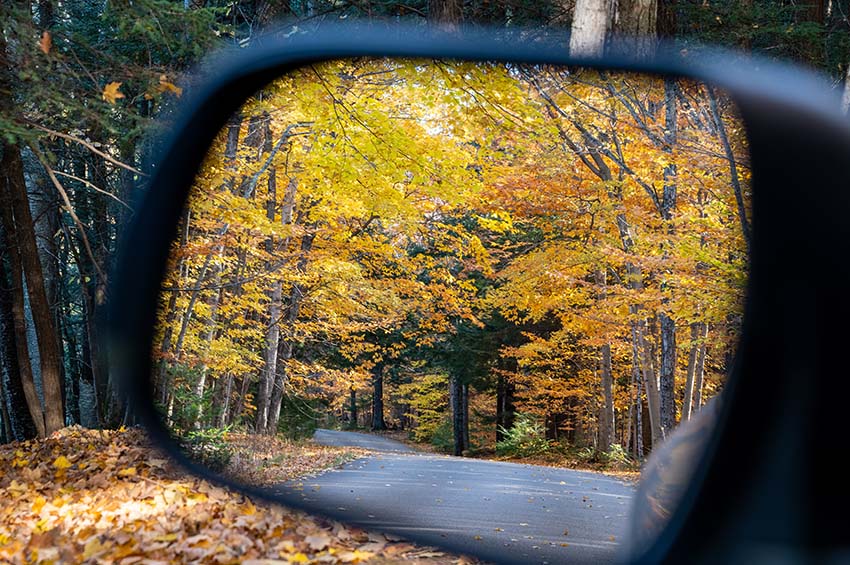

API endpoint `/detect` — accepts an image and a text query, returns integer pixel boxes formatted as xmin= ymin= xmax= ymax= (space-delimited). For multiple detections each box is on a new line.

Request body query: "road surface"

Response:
xmin=273 ymin=429 xmax=635 ymax=564
xmin=312 ymin=428 xmax=417 ymax=453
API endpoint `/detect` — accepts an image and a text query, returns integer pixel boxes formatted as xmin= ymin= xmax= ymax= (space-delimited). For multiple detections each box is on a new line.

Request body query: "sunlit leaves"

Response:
xmin=158 ymin=58 xmax=747 ymax=441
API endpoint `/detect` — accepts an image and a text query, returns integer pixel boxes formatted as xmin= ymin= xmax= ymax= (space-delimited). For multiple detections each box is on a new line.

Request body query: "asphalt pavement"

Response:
xmin=273 ymin=429 xmax=635 ymax=564
xmin=312 ymin=428 xmax=417 ymax=453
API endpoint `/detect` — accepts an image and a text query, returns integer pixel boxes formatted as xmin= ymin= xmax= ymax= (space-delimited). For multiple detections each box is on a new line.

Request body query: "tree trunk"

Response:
xmin=614 ymin=0 xmax=657 ymax=58
xmin=495 ymin=372 xmax=515 ymax=441
xmin=461 ymin=382 xmax=470 ymax=450
xmin=349 ymin=386 xmax=358 ymax=429
xmin=257 ymin=118 xmax=281 ymax=434
xmin=658 ymin=313 xmax=677 ymax=433
xmin=77 ymin=137 xmax=113 ymax=427
xmin=681 ymin=321 xmax=707 ymax=421
xmin=450 ymin=375 xmax=464 ymax=455
xmin=429 ymin=0 xmax=462 ymax=29
xmin=257 ymin=287 xmax=281 ymax=433
xmin=599 ymin=342 xmax=615 ymax=450
xmin=266 ymin=187 xmax=311 ymax=435
xmin=0 ymin=370 xmax=10 ymax=443
xmin=707 ymin=85 xmax=751 ymax=252
xmin=0 ymin=143 xmax=64 ymax=436
xmin=656 ymin=0 xmax=676 ymax=37
xmin=194 ymin=261 xmax=222 ymax=428
xmin=570 ymin=0 xmax=611 ymax=57
xmin=632 ymin=313 xmax=663 ymax=446
xmin=371 ymin=362 xmax=386 ymax=431
xmin=658 ymin=78 xmax=679 ymax=437
xmin=692 ymin=325 xmax=709 ymax=411
xmin=231 ymin=375 xmax=251 ymax=426
xmin=595 ymin=269 xmax=615 ymax=451
xmin=633 ymin=360 xmax=644 ymax=458
xmin=217 ymin=374 xmax=233 ymax=427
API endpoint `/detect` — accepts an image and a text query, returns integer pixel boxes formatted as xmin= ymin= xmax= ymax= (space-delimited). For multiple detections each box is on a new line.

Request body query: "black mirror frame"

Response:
xmin=108 ymin=23 xmax=850 ymax=564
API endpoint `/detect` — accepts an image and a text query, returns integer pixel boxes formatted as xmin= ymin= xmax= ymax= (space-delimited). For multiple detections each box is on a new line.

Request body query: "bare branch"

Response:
xmin=25 ymin=121 xmax=145 ymax=176
xmin=53 ymin=170 xmax=133 ymax=211
xmin=241 ymin=122 xmax=313 ymax=198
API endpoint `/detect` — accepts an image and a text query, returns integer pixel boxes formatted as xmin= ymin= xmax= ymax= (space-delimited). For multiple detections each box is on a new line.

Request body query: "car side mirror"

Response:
xmin=108 ymin=24 xmax=850 ymax=563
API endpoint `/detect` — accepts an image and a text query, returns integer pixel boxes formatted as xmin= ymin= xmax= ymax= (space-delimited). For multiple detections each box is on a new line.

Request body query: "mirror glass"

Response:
xmin=153 ymin=58 xmax=749 ymax=563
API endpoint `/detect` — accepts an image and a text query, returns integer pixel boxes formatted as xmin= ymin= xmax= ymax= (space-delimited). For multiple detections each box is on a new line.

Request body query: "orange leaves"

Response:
xmin=39 ymin=31 xmax=51 ymax=55
xmin=101 ymin=81 xmax=124 ymax=104
xmin=157 ymin=74 xmax=183 ymax=97
xmin=0 ymin=427 xmax=466 ymax=564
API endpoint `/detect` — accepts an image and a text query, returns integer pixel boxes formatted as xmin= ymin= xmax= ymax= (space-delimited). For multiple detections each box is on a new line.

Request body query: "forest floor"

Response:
xmin=222 ymin=432 xmax=371 ymax=487
xmin=0 ymin=426 xmax=482 ymax=564
xmin=364 ymin=429 xmax=642 ymax=483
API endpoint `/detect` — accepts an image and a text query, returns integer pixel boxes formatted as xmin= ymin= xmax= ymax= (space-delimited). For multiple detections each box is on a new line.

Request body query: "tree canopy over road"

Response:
xmin=156 ymin=58 xmax=750 ymax=463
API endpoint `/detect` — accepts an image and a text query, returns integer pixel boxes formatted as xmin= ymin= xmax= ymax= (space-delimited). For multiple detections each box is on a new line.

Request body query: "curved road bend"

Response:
xmin=274 ymin=429 xmax=635 ymax=564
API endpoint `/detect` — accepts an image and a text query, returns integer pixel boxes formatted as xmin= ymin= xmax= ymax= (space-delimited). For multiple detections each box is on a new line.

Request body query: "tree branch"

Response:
xmin=30 ymin=143 xmax=108 ymax=284
xmin=25 ymin=121 xmax=145 ymax=176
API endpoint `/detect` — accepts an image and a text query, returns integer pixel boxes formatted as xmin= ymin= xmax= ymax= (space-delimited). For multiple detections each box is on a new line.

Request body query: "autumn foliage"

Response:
xmin=155 ymin=59 xmax=749 ymax=463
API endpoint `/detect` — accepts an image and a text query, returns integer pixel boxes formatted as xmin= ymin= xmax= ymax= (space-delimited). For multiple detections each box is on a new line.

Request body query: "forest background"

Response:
xmin=1 ymin=0 xmax=849 ymax=467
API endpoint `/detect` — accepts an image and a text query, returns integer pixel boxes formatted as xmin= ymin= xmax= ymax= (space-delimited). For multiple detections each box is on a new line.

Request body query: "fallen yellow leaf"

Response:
xmin=83 ymin=537 xmax=110 ymax=559
xmin=53 ymin=455 xmax=72 ymax=470
xmin=32 ymin=496 xmax=47 ymax=512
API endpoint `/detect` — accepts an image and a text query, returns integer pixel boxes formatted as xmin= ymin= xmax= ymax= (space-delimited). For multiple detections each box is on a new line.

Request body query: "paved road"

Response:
xmin=274 ymin=429 xmax=635 ymax=564
xmin=312 ymin=428 xmax=417 ymax=453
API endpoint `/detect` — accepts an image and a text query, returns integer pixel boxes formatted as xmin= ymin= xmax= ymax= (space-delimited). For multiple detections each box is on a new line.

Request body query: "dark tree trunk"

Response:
xmin=1 ymin=27 xmax=64 ymax=432
xmin=217 ymin=374 xmax=234 ymax=427
xmin=0 ymin=242 xmax=38 ymax=440
xmin=450 ymin=375 xmax=465 ymax=455
xmin=0 ymin=138 xmax=64 ymax=435
xmin=371 ymin=362 xmax=386 ymax=431
xmin=349 ymin=386 xmax=358 ymax=429
xmin=595 ymin=269 xmax=615 ymax=451
xmin=659 ymin=313 xmax=677 ymax=432
xmin=461 ymin=382 xmax=470 ymax=450
xmin=615 ymin=0 xmax=657 ymax=58
xmin=599 ymin=342 xmax=615 ymax=450
xmin=429 ymin=0 xmax=462 ymax=28
xmin=495 ymin=366 xmax=516 ymax=442
xmin=658 ymin=78 xmax=679 ymax=437
xmin=656 ymin=0 xmax=676 ymax=37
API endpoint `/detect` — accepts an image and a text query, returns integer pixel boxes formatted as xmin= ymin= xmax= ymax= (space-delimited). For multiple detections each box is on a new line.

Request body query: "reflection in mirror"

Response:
xmin=153 ymin=59 xmax=749 ymax=562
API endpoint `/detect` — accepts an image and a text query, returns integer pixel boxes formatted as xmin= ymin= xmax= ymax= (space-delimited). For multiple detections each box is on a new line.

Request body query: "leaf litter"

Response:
xmin=0 ymin=426 xmax=482 ymax=564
